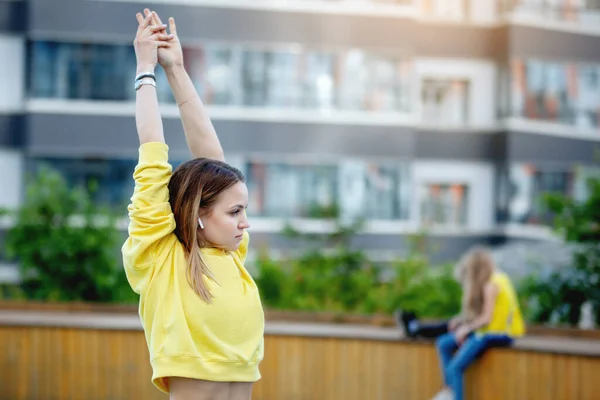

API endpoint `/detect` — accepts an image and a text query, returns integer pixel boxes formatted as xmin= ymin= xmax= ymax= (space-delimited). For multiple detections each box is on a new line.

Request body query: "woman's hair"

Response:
xmin=455 ymin=247 xmax=495 ymax=320
xmin=168 ymin=158 xmax=245 ymax=303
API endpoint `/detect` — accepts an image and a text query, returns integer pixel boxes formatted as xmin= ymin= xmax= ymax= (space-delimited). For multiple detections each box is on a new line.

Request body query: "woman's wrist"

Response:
xmin=165 ymin=63 xmax=185 ymax=77
xmin=466 ymin=322 xmax=478 ymax=332
xmin=136 ymin=64 xmax=155 ymax=75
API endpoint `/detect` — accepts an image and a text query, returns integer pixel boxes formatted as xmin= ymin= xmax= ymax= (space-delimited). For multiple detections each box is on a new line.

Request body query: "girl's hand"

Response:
xmin=133 ymin=12 xmax=174 ymax=73
xmin=144 ymin=9 xmax=184 ymax=70
xmin=448 ymin=316 xmax=461 ymax=331
xmin=454 ymin=325 xmax=471 ymax=345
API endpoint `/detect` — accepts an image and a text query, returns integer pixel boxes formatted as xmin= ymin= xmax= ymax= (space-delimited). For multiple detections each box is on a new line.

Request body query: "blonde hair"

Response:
xmin=168 ymin=158 xmax=244 ymax=303
xmin=455 ymin=247 xmax=495 ymax=320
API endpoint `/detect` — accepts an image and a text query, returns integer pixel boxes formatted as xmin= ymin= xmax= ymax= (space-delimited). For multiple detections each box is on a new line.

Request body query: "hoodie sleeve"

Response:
xmin=121 ymin=142 xmax=176 ymax=293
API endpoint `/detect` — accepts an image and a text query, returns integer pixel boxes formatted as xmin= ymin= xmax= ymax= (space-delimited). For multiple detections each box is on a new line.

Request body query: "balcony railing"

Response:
xmin=501 ymin=0 xmax=600 ymax=24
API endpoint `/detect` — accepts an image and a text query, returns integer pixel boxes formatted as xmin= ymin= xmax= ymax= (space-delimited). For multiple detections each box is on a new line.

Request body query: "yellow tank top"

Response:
xmin=478 ymin=271 xmax=526 ymax=337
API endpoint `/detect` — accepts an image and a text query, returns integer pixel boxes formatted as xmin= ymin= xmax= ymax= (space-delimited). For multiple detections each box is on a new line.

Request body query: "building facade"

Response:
xmin=1 ymin=0 xmax=599 ymax=277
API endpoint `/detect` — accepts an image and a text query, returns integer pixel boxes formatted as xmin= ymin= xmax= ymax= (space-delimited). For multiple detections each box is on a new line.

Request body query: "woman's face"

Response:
xmin=201 ymin=182 xmax=250 ymax=251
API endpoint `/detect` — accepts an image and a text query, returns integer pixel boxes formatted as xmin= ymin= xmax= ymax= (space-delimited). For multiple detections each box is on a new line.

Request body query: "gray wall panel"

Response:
xmin=0 ymin=0 xmax=26 ymax=33
xmin=509 ymin=25 xmax=600 ymax=62
xmin=416 ymin=25 xmax=508 ymax=59
xmin=508 ymin=131 xmax=600 ymax=164
xmin=26 ymin=113 xmax=599 ymax=164
xmin=414 ymin=129 xmax=506 ymax=161
xmin=25 ymin=113 xmax=415 ymax=160
xmin=0 ymin=114 xmax=26 ymax=148
xmin=214 ymin=120 xmax=416 ymax=159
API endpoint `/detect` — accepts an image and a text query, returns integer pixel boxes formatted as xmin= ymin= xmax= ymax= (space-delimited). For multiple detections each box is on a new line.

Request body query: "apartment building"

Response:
xmin=0 ymin=0 xmax=599 ymax=274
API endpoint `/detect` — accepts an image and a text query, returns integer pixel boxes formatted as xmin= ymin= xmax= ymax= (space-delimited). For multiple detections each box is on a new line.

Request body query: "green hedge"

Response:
xmin=1 ymin=166 xmax=137 ymax=304
xmin=254 ymin=236 xmax=461 ymax=318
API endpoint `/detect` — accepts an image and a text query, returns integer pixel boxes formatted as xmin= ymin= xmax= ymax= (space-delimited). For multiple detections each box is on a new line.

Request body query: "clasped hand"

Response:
xmin=134 ymin=8 xmax=184 ymax=73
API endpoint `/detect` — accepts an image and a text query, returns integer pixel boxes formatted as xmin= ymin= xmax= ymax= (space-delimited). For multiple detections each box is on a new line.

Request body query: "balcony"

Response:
xmin=509 ymin=58 xmax=600 ymax=139
xmin=502 ymin=0 xmax=600 ymax=34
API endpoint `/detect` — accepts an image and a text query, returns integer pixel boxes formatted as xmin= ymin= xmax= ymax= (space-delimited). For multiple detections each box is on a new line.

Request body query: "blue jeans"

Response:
xmin=436 ymin=332 xmax=513 ymax=400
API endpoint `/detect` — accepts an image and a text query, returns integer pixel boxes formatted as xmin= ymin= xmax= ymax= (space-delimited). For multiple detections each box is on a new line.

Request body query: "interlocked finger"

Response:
xmin=152 ymin=11 xmax=164 ymax=28
xmin=148 ymin=33 xmax=174 ymax=41
xmin=136 ymin=13 xmax=152 ymax=34
xmin=150 ymin=24 xmax=168 ymax=33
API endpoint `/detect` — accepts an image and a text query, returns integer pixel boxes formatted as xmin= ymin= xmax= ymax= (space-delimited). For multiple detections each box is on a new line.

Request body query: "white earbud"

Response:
xmin=198 ymin=217 xmax=204 ymax=230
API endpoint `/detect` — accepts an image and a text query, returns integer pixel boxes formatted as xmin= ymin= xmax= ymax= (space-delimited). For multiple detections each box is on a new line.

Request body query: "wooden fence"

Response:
xmin=0 ymin=317 xmax=599 ymax=400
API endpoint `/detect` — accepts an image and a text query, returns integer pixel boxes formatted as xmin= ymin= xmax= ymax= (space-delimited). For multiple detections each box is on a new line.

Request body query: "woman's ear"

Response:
xmin=198 ymin=217 xmax=204 ymax=230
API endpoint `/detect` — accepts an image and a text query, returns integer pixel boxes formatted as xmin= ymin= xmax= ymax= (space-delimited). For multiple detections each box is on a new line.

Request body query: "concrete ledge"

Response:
xmin=1 ymin=310 xmax=598 ymax=357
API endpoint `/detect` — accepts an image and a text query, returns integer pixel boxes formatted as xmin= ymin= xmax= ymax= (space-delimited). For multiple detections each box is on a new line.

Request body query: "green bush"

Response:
xmin=288 ymin=249 xmax=380 ymax=312
xmin=2 ymin=166 xmax=137 ymax=303
xmin=387 ymin=260 xmax=461 ymax=318
xmin=254 ymin=250 xmax=461 ymax=318
xmin=254 ymin=253 xmax=291 ymax=309
xmin=518 ymin=268 xmax=588 ymax=326
xmin=255 ymin=218 xmax=462 ymax=318
xmin=517 ymin=175 xmax=600 ymax=326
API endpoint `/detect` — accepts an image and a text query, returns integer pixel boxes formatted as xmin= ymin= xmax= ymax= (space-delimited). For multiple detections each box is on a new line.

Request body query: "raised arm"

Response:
xmin=145 ymin=9 xmax=225 ymax=161
xmin=134 ymin=12 xmax=172 ymax=145
xmin=122 ymin=13 xmax=176 ymax=294
xmin=167 ymin=64 xmax=225 ymax=161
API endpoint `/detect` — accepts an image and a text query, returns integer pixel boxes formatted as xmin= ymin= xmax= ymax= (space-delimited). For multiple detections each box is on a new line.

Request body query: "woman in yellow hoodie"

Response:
xmin=430 ymin=247 xmax=525 ymax=400
xmin=122 ymin=10 xmax=264 ymax=400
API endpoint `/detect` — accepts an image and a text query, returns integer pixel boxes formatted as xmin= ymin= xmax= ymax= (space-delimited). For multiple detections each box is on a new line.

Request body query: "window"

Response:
xmin=28 ymin=42 xmax=170 ymax=102
xmin=338 ymin=161 xmax=410 ymax=220
xmin=421 ymin=0 xmax=467 ymax=19
xmin=502 ymin=0 xmax=600 ymax=23
xmin=337 ymin=51 xmax=412 ymax=112
xmin=337 ymin=50 xmax=369 ymax=111
xmin=511 ymin=59 xmax=600 ymax=130
xmin=241 ymin=50 xmax=268 ymax=107
xmin=266 ymin=51 xmax=303 ymax=108
xmin=30 ymin=157 xmax=189 ymax=208
xmin=302 ymin=51 xmax=335 ymax=109
xmin=362 ymin=164 xmax=411 ymax=219
xmin=576 ymin=66 xmax=600 ymax=129
xmin=245 ymin=159 xmax=410 ymax=220
xmin=573 ymin=166 xmax=600 ymax=202
xmin=30 ymin=156 xmax=411 ymax=221
xmin=364 ymin=56 xmax=403 ymax=112
xmin=31 ymin=158 xmax=137 ymax=208
xmin=505 ymin=164 xmax=577 ymax=225
xmin=530 ymin=169 xmax=573 ymax=224
xmin=421 ymin=79 xmax=469 ymax=124
xmin=245 ymin=161 xmax=337 ymax=218
xmin=420 ymin=183 xmax=469 ymax=226
xmin=28 ymin=40 xmax=413 ymax=115
xmin=29 ymin=41 xmax=58 ymax=98
xmin=498 ymin=164 xmax=598 ymax=226
xmin=186 ymin=46 xmax=240 ymax=106
xmin=88 ymin=44 xmax=131 ymax=101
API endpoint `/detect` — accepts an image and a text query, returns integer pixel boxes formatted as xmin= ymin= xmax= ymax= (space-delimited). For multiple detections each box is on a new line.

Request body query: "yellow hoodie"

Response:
xmin=121 ymin=142 xmax=264 ymax=394
xmin=477 ymin=271 xmax=525 ymax=338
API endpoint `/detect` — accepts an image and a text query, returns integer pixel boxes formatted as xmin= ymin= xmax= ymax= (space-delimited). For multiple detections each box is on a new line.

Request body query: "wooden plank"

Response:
xmin=579 ymin=356 xmax=600 ymax=400
xmin=0 ymin=325 xmax=598 ymax=400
